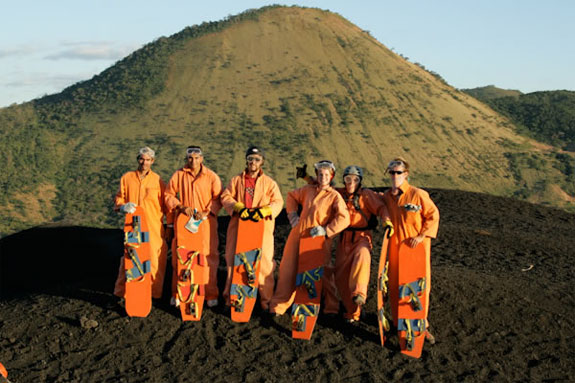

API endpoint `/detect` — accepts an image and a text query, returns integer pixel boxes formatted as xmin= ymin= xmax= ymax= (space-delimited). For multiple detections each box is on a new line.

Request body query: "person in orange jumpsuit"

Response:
xmin=0 ymin=361 xmax=9 ymax=382
xmin=165 ymin=146 xmax=222 ymax=307
xmin=381 ymin=157 xmax=439 ymax=342
xmin=113 ymin=146 xmax=169 ymax=300
xmin=269 ymin=160 xmax=350 ymax=316
xmin=335 ymin=166 xmax=394 ymax=322
xmin=220 ymin=146 xmax=284 ymax=310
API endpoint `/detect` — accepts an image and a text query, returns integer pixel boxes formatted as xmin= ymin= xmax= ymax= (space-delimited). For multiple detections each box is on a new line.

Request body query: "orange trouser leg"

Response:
xmin=335 ymin=249 xmax=357 ymax=320
xmin=269 ymin=230 xmax=299 ymax=315
xmin=150 ymin=239 xmax=168 ymax=299
xmin=349 ymin=241 xmax=371 ymax=298
xmin=258 ymin=239 xmax=276 ymax=310
xmin=335 ymin=237 xmax=371 ymax=320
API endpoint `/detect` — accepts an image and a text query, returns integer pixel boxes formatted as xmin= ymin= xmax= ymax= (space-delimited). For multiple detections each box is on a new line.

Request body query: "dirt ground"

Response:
xmin=1 ymin=189 xmax=574 ymax=382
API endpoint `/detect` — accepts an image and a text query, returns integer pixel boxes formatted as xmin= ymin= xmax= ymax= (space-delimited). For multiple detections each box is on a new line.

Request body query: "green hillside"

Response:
xmin=1 ymin=6 xmax=574 ymax=235
xmin=487 ymin=91 xmax=575 ymax=151
xmin=461 ymin=85 xmax=522 ymax=101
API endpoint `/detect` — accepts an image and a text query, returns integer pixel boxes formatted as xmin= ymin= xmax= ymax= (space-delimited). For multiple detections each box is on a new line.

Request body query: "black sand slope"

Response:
xmin=1 ymin=189 xmax=574 ymax=382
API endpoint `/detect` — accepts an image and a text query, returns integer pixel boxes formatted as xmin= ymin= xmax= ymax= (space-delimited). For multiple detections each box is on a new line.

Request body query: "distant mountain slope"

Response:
xmin=487 ymin=91 xmax=575 ymax=151
xmin=461 ymin=85 xmax=522 ymax=101
xmin=0 ymin=6 xmax=573 ymax=234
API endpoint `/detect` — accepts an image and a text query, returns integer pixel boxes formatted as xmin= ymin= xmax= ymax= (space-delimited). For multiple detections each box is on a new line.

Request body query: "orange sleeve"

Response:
xmin=325 ymin=193 xmax=350 ymax=238
xmin=208 ymin=170 xmax=223 ymax=216
xmin=364 ymin=188 xmax=390 ymax=220
xmin=419 ymin=190 xmax=440 ymax=238
xmin=114 ymin=174 xmax=128 ymax=211
xmin=221 ymin=176 xmax=240 ymax=215
xmin=266 ymin=178 xmax=284 ymax=218
xmin=164 ymin=171 xmax=182 ymax=212
xmin=286 ymin=187 xmax=305 ymax=214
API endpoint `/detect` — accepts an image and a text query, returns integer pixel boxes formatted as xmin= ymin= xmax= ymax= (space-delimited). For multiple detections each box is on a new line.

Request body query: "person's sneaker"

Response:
xmin=352 ymin=295 xmax=366 ymax=306
xmin=345 ymin=318 xmax=357 ymax=324
xmin=207 ymin=299 xmax=218 ymax=308
xmin=170 ymin=297 xmax=180 ymax=307
xmin=425 ymin=330 xmax=436 ymax=344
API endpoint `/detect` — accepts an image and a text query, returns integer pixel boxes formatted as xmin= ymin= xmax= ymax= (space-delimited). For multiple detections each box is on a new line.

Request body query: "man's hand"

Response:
xmin=383 ymin=219 xmax=394 ymax=238
xmin=406 ymin=234 xmax=425 ymax=248
xmin=177 ymin=205 xmax=194 ymax=217
xmin=120 ymin=202 xmax=137 ymax=214
xmin=193 ymin=209 xmax=208 ymax=221
xmin=253 ymin=206 xmax=273 ymax=221
xmin=288 ymin=212 xmax=300 ymax=228
xmin=296 ymin=164 xmax=308 ymax=179
xmin=310 ymin=225 xmax=327 ymax=238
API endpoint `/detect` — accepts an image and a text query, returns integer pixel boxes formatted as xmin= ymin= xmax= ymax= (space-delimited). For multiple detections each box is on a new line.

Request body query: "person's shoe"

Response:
xmin=207 ymin=299 xmax=218 ymax=308
xmin=425 ymin=330 xmax=436 ymax=344
xmin=170 ymin=297 xmax=180 ymax=307
xmin=352 ymin=295 xmax=366 ymax=306
xmin=345 ymin=318 xmax=357 ymax=324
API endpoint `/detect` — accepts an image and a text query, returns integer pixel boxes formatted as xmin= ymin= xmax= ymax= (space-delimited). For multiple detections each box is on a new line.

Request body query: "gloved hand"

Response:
xmin=120 ymin=202 xmax=137 ymax=214
xmin=383 ymin=219 xmax=394 ymax=238
xmin=233 ymin=202 xmax=250 ymax=220
xmin=233 ymin=202 xmax=246 ymax=214
xmin=259 ymin=206 xmax=273 ymax=219
xmin=296 ymin=164 xmax=308 ymax=179
xmin=288 ymin=212 xmax=300 ymax=228
xmin=310 ymin=225 xmax=327 ymax=238
xmin=251 ymin=208 xmax=262 ymax=222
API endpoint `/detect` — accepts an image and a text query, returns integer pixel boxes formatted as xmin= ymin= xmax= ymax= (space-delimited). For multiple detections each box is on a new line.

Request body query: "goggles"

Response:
xmin=246 ymin=155 xmax=263 ymax=162
xmin=314 ymin=160 xmax=336 ymax=173
xmin=344 ymin=174 xmax=360 ymax=184
xmin=186 ymin=147 xmax=203 ymax=156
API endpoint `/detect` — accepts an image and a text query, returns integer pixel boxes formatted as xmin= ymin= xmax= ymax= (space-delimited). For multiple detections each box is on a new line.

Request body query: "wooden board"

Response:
xmin=397 ymin=242 xmax=428 ymax=358
xmin=175 ymin=213 xmax=208 ymax=321
xmin=123 ymin=206 xmax=152 ymax=317
xmin=376 ymin=227 xmax=392 ymax=346
xmin=230 ymin=217 xmax=265 ymax=323
xmin=291 ymin=234 xmax=325 ymax=340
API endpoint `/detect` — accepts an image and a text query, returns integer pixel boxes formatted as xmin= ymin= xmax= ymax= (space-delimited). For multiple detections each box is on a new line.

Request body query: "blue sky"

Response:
xmin=1 ymin=0 xmax=573 ymax=107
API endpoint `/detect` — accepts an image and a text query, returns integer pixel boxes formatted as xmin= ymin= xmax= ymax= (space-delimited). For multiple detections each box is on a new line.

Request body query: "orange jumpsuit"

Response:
xmin=165 ymin=165 xmax=222 ymax=301
xmin=382 ymin=181 xmax=439 ymax=325
xmin=220 ymin=169 xmax=284 ymax=310
xmin=113 ymin=170 xmax=168 ymax=299
xmin=335 ymin=187 xmax=389 ymax=321
xmin=269 ymin=184 xmax=350 ymax=315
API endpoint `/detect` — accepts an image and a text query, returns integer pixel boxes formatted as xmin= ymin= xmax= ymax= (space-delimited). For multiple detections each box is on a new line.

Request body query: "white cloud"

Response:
xmin=0 ymin=44 xmax=41 ymax=59
xmin=45 ymin=42 xmax=139 ymax=61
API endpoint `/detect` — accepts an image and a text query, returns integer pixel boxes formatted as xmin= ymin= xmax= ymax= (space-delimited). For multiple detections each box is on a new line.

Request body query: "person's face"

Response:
xmin=344 ymin=174 xmax=360 ymax=194
xmin=389 ymin=165 xmax=408 ymax=189
xmin=246 ymin=154 xmax=264 ymax=174
xmin=317 ymin=168 xmax=332 ymax=187
xmin=137 ymin=154 xmax=154 ymax=172
xmin=187 ymin=153 xmax=203 ymax=170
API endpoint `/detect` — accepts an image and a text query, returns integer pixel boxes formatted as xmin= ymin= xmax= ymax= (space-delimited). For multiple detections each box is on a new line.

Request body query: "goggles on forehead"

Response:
xmin=186 ymin=147 xmax=203 ymax=156
xmin=314 ymin=160 xmax=336 ymax=173
xmin=387 ymin=160 xmax=404 ymax=169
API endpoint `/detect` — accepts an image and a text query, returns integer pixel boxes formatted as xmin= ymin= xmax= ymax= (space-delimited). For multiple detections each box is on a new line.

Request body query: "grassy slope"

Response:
xmin=0 ymin=6 xmax=573 ymax=235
